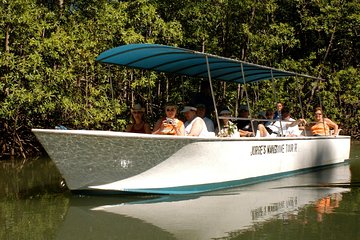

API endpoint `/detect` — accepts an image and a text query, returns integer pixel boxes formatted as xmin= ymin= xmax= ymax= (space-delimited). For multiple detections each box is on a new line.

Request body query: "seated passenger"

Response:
xmin=152 ymin=103 xmax=185 ymax=136
xmin=308 ymin=107 xmax=338 ymax=136
xmin=256 ymin=123 xmax=274 ymax=137
xmin=216 ymin=109 xmax=239 ymax=137
xmin=190 ymin=80 xmax=214 ymax=115
xmin=273 ymin=102 xmax=283 ymax=120
xmin=272 ymin=108 xmax=306 ymax=137
xmin=181 ymin=105 xmax=209 ymax=137
xmin=264 ymin=109 xmax=277 ymax=134
xmin=236 ymin=107 xmax=253 ymax=137
xmin=246 ymin=111 xmax=272 ymax=137
xmin=125 ymin=103 xmax=151 ymax=134
xmin=196 ymin=104 xmax=215 ymax=133
xmin=265 ymin=110 xmax=274 ymax=125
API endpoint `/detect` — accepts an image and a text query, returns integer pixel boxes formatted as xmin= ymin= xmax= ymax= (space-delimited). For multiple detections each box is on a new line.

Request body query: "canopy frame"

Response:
xmin=96 ymin=43 xmax=323 ymax=136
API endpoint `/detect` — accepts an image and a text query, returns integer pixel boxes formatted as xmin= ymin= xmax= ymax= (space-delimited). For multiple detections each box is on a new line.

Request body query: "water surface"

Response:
xmin=1 ymin=142 xmax=360 ymax=239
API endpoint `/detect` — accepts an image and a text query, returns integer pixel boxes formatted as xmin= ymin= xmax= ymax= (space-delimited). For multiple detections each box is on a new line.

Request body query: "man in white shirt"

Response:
xmin=196 ymin=104 xmax=215 ymax=133
xmin=181 ymin=106 xmax=209 ymax=137
xmin=272 ymin=108 xmax=306 ymax=136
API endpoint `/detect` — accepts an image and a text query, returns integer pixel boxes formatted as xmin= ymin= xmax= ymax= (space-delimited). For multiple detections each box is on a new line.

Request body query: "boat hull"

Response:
xmin=32 ymin=129 xmax=351 ymax=194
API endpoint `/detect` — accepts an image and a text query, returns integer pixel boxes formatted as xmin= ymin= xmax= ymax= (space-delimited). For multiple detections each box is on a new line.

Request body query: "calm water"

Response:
xmin=1 ymin=142 xmax=360 ymax=240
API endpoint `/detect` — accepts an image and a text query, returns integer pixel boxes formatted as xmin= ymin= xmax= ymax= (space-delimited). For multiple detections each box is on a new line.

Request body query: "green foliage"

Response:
xmin=1 ymin=0 xmax=360 ymax=158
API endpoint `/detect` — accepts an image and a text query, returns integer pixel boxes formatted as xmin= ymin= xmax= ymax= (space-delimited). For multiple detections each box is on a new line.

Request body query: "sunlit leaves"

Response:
xmin=1 ymin=0 xmax=360 ymax=157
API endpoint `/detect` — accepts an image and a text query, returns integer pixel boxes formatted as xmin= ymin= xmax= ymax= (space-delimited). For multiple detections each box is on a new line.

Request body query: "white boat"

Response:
xmin=32 ymin=44 xmax=351 ymax=194
xmin=56 ymin=164 xmax=351 ymax=240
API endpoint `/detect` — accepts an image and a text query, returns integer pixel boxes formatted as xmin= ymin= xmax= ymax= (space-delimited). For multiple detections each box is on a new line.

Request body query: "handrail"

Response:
xmin=218 ymin=117 xmax=298 ymax=123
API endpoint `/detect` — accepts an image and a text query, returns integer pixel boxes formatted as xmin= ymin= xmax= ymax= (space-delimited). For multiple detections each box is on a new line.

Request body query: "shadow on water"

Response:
xmin=0 ymin=142 xmax=360 ymax=239
xmin=0 ymin=157 xmax=68 ymax=199
xmin=0 ymin=157 xmax=70 ymax=239
xmin=350 ymin=141 xmax=360 ymax=184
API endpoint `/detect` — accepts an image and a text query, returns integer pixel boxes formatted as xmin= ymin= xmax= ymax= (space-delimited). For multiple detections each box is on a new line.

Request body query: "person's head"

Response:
xmin=200 ymin=81 xmax=211 ymax=94
xmin=281 ymin=108 xmax=291 ymax=120
xmin=131 ymin=103 xmax=145 ymax=122
xmin=265 ymin=109 xmax=274 ymax=119
xmin=257 ymin=111 xmax=266 ymax=119
xmin=196 ymin=104 xmax=206 ymax=118
xmin=314 ymin=107 xmax=324 ymax=122
xmin=239 ymin=108 xmax=249 ymax=118
xmin=219 ymin=109 xmax=231 ymax=123
xmin=164 ymin=103 xmax=178 ymax=118
xmin=276 ymin=102 xmax=283 ymax=111
xmin=181 ymin=106 xmax=197 ymax=121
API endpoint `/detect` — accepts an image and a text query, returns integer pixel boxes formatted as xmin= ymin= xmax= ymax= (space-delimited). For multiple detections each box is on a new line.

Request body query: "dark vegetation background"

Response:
xmin=1 ymin=0 xmax=359 ymax=159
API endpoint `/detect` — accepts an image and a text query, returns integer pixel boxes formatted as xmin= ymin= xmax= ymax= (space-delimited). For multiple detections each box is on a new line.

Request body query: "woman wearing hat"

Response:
xmin=216 ymin=109 xmax=239 ymax=137
xmin=125 ymin=104 xmax=151 ymax=134
xmin=152 ymin=103 xmax=185 ymax=136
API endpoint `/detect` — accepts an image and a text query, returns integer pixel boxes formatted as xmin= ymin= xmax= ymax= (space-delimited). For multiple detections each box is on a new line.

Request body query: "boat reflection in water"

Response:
xmin=57 ymin=163 xmax=351 ymax=240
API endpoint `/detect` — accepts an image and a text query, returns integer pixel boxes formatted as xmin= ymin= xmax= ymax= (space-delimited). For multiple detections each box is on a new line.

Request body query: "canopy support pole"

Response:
xmin=271 ymin=70 xmax=278 ymax=107
xmin=271 ymin=70 xmax=283 ymax=136
xmin=295 ymin=76 xmax=305 ymax=119
xmin=295 ymin=76 xmax=307 ymax=136
xmin=317 ymin=87 xmax=328 ymax=135
xmin=108 ymin=65 xmax=116 ymax=120
xmin=240 ymin=63 xmax=255 ymax=136
xmin=205 ymin=56 xmax=220 ymax=132
xmin=236 ymin=84 xmax=240 ymax=118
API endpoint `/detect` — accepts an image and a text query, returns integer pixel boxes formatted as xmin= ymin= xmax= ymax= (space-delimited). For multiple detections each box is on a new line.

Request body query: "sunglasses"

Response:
xmin=132 ymin=111 xmax=143 ymax=114
xmin=166 ymin=108 xmax=176 ymax=112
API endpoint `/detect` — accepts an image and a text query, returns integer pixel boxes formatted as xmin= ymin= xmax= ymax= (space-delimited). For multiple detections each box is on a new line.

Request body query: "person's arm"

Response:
xmin=177 ymin=123 xmax=185 ymax=136
xmin=208 ymin=119 xmax=215 ymax=132
xmin=287 ymin=119 xmax=307 ymax=127
xmin=144 ymin=123 xmax=152 ymax=134
xmin=125 ymin=124 xmax=133 ymax=132
xmin=152 ymin=119 xmax=163 ymax=134
xmin=325 ymin=118 xmax=339 ymax=135
xmin=239 ymin=129 xmax=253 ymax=137
xmin=187 ymin=119 xmax=203 ymax=136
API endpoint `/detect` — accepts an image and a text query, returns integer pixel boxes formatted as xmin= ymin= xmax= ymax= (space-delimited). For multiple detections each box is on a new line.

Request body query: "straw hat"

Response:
xmin=131 ymin=103 xmax=145 ymax=113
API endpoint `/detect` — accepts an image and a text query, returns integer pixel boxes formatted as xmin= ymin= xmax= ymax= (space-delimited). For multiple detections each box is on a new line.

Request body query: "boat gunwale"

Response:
xmin=32 ymin=128 xmax=351 ymax=142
